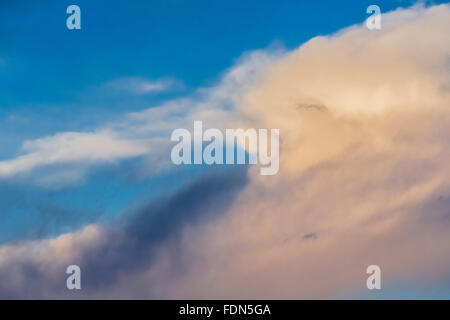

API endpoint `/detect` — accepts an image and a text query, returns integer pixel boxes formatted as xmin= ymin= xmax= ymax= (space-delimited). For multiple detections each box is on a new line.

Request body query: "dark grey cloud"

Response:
xmin=302 ymin=233 xmax=317 ymax=240
xmin=0 ymin=166 xmax=249 ymax=299
xmin=81 ymin=166 xmax=249 ymax=289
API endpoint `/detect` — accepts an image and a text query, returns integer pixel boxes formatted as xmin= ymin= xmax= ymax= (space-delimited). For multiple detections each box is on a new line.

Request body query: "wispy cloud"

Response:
xmin=101 ymin=77 xmax=180 ymax=95
xmin=0 ymin=131 xmax=150 ymax=178
xmin=0 ymin=50 xmax=279 ymax=185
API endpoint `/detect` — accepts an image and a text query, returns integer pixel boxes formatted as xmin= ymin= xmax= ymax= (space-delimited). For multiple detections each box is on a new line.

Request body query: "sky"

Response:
xmin=0 ymin=0 xmax=450 ymax=299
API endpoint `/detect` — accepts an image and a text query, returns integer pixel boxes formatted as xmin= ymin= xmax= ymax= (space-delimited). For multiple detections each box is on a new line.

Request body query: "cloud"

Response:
xmin=0 ymin=131 xmax=150 ymax=178
xmin=0 ymin=49 xmax=279 ymax=185
xmin=122 ymin=3 xmax=450 ymax=299
xmin=0 ymin=167 xmax=248 ymax=298
xmin=1 ymin=3 xmax=449 ymax=299
xmin=101 ymin=77 xmax=179 ymax=95
xmin=147 ymin=3 xmax=450 ymax=298
xmin=0 ymin=224 xmax=105 ymax=299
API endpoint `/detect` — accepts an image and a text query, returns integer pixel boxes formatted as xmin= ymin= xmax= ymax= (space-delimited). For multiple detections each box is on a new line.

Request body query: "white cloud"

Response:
xmin=0 ymin=49 xmax=280 ymax=184
xmin=0 ymin=224 xmax=104 ymax=268
xmin=0 ymin=131 xmax=150 ymax=178
xmin=101 ymin=77 xmax=178 ymax=95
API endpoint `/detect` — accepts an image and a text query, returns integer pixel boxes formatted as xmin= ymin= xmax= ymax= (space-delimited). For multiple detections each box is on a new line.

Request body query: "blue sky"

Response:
xmin=0 ymin=0 xmax=450 ymax=299
xmin=1 ymin=0 xmax=427 ymax=107
xmin=0 ymin=0 xmax=436 ymax=149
